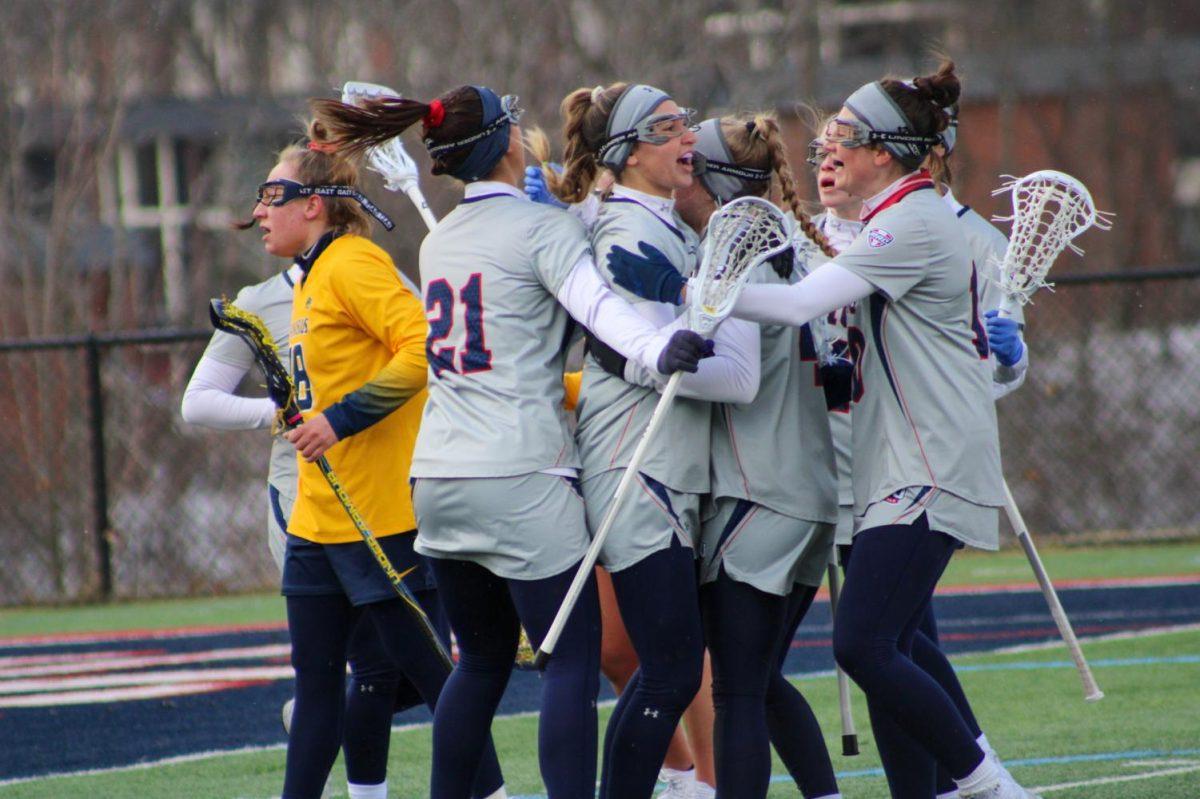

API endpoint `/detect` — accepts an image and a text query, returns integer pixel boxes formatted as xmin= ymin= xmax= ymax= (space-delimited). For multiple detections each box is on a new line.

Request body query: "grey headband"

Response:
xmin=843 ymin=81 xmax=940 ymax=168
xmin=598 ymin=84 xmax=671 ymax=171
xmin=939 ymin=104 xmax=959 ymax=154
xmin=693 ymin=119 xmax=770 ymax=204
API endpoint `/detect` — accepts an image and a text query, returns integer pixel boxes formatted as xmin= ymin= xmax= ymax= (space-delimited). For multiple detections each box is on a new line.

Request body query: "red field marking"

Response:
xmin=0 ymin=620 xmax=287 ymax=647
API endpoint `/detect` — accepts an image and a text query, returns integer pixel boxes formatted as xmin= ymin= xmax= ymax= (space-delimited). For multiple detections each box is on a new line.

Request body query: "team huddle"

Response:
xmin=182 ymin=57 xmax=1042 ymax=799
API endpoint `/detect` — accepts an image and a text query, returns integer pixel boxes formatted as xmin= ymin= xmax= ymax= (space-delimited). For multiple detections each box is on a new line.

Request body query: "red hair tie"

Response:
xmin=425 ymin=99 xmax=446 ymax=129
xmin=306 ymin=140 xmax=339 ymax=154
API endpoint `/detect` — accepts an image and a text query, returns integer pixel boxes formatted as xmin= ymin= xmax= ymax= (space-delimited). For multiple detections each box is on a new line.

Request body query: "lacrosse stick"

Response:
xmin=533 ymin=196 xmax=793 ymax=669
xmin=341 ymin=81 xmax=439 ymax=231
xmin=991 ymin=170 xmax=1111 ymax=701
xmin=826 ymin=563 xmax=860 ymax=755
xmin=208 ymin=298 xmax=452 ymax=671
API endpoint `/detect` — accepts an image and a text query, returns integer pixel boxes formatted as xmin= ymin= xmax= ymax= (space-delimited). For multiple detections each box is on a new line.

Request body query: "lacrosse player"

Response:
xmin=608 ymin=62 xmax=1041 ymax=799
xmin=241 ymin=122 xmax=505 ymax=799
xmin=311 ymin=84 xmax=711 ymax=799
xmin=551 ymin=82 xmax=761 ymax=799
xmin=681 ymin=112 xmax=842 ymax=799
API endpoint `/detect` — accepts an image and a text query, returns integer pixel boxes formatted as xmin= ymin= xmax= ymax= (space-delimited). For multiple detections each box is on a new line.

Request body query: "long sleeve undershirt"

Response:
xmin=728 ymin=261 xmax=875 ymax=328
xmin=181 ymin=357 xmax=276 ymax=430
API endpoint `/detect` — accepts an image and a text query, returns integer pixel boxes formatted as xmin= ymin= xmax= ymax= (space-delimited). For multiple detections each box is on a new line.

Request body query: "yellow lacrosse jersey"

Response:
xmin=287 ymin=234 xmax=428 ymax=544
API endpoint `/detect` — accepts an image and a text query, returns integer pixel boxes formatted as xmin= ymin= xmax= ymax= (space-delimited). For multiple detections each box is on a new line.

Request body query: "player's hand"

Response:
xmin=607 ymin=242 xmax=685 ymax=305
xmin=285 ymin=413 xmax=340 ymax=462
xmin=984 ymin=309 xmax=1024 ymax=367
xmin=523 ymin=164 xmax=567 ymax=208
xmin=656 ymin=330 xmax=714 ymax=375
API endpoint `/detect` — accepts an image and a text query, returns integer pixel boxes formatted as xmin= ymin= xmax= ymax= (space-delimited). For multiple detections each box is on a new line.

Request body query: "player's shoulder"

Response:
xmin=325 ymin=233 xmax=391 ymax=265
xmin=232 ymin=268 xmax=295 ymax=311
xmin=959 ymin=207 xmax=1009 ymax=249
xmin=593 ymin=198 xmax=682 ymax=251
xmin=525 ymin=201 xmax=589 ymax=241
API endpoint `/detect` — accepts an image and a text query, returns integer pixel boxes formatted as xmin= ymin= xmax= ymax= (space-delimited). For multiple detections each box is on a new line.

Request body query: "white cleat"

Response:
xmin=281 ymin=697 xmax=295 ymax=735
xmin=958 ymin=774 xmax=1042 ymax=799
xmin=656 ymin=766 xmax=696 ymax=799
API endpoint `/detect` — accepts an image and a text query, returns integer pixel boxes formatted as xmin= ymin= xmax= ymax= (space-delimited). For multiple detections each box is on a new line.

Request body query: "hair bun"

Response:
xmin=913 ymin=62 xmax=960 ymax=109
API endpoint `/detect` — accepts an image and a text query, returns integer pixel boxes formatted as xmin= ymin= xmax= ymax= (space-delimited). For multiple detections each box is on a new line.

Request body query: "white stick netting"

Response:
xmin=690 ymin=196 xmax=792 ymax=335
xmin=990 ymin=169 xmax=1113 ymax=307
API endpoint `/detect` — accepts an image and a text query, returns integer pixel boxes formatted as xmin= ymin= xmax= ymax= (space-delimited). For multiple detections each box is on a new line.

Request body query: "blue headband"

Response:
xmin=424 ymin=86 xmax=517 ymax=182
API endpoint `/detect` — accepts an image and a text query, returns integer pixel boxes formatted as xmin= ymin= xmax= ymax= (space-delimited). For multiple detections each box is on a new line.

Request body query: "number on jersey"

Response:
xmin=426 ymin=272 xmax=493 ymax=378
xmin=291 ymin=343 xmax=313 ymax=410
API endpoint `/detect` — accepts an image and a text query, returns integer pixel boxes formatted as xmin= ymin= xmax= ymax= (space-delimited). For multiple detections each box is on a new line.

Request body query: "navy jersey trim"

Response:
xmin=460 ymin=192 xmax=519 ymax=205
xmin=269 ymin=484 xmax=290 ymax=534
xmin=869 ymin=292 xmax=901 ymax=406
xmin=281 ymin=268 xmax=295 ymax=288
xmin=956 ymin=204 xmax=971 ymax=218
xmin=603 ymin=196 xmax=687 ymax=243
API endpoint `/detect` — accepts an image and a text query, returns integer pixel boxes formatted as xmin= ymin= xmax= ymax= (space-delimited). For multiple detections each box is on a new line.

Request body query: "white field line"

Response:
xmin=0 ymin=665 xmax=294 ymax=695
xmin=985 ymin=621 xmax=1200 ymax=657
xmin=0 ymin=644 xmax=290 ymax=678
xmin=1033 ymin=762 xmax=1200 ymax=793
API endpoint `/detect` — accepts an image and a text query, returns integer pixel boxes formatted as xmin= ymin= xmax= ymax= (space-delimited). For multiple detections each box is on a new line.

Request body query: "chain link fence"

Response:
xmin=1 ymin=268 xmax=1196 ymax=606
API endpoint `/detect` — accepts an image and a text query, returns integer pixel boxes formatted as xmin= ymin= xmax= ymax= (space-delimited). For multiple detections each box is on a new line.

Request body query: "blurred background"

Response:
xmin=1 ymin=0 xmax=1197 ymax=605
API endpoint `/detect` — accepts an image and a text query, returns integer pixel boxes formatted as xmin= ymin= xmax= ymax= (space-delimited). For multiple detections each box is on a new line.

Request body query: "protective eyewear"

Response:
xmin=823 ymin=117 xmax=941 ymax=151
xmin=598 ymin=108 xmax=698 ymax=161
xmin=805 ymin=138 xmax=833 ymax=167
xmin=254 ymin=179 xmax=394 ymax=230
xmin=425 ymin=94 xmax=523 ymax=157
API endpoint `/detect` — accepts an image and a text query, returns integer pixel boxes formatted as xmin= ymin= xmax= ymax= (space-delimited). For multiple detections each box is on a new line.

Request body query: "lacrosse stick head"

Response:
xmin=339 ymin=81 xmax=421 ymax=194
xmin=991 ymin=169 xmax=1113 ymax=311
xmin=209 ymin=298 xmax=299 ymax=423
xmin=690 ymin=196 xmax=793 ymax=336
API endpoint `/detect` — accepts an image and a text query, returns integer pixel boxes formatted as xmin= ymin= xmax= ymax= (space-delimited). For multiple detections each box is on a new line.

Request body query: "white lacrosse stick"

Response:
xmin=341 ymin=80 xmax=439 ymax=231
xmin=991 ymin=169 xmax=1111 ymax=702
xmin=534 ymin=196 xmax=792 ymax=668
xmin=991 ymin=169 xmax=1113 ymax=317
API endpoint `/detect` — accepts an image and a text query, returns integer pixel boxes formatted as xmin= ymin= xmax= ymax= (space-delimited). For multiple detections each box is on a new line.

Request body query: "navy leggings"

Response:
xmin=701 ymin=570 xmax=838 ymax=799
xmin=832 ymin=516 xmax=985 ymax=798
xmin=600 ymin=541 xmax=705 ymax=799
xmin=428 ymin=557 xmax=601 ymax=799
xmin=341 ymin=587 xmax=451 ymax=785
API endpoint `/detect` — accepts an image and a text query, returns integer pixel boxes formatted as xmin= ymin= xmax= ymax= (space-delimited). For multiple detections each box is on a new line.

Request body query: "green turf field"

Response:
xmin=1 ymin=627 xmax=1196 ymax=798
xmin=2 ymin=542 xmax=1198 ymax=798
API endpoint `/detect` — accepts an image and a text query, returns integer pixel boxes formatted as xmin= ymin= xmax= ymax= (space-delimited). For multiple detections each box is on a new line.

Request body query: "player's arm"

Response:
xmin=181 ymin=299 xmax=277 ymax=430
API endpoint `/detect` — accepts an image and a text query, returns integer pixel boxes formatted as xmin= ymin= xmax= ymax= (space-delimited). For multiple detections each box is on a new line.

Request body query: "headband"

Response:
xmin=693 ymin=118 xmax=770 ymax=204
xmin=940 ymin=104 xmax=959 ymax=154
xmin=424 ymin=87 xmax=519 ymax=182
xmin=597 ymin=84 xmax=672 ymax=170
xmin=843 ymin=81 xmax=941 ymax=169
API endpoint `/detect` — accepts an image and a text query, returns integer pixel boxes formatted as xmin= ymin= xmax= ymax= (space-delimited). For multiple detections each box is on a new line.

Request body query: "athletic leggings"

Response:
xmin=701 ymin=569 xmax=838 ymax=799
xmin=600 ymin=540 xmax=705 ymax=799
xmin=832 ymin=516 xmax=986 ymax=799
xmin=282 ymin=594 xmax=502 ymax=799
xmin=428 ymin=557 xmax=601 ymax=799
xmin=341 ymin=587 xmax=450 ymax=786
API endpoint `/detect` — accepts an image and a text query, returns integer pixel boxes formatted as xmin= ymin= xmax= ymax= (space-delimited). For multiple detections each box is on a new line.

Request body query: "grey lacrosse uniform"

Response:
xmin=943 ymin=188 xmax=1027 ymax=392
xmin=814 ymin=212 xmax=863 ymax=548
xmin=834 ymin=181 xmax=1005 ymax=550
xmin=702 ymin=259 xmax=838 ymax=593
xmin=411 ymin=188 xmax=593 ymax=579
xmin=574 ymin=192 xmax=709 ymax=569
xmin=200 ymin=268 xmax=297 ymax=570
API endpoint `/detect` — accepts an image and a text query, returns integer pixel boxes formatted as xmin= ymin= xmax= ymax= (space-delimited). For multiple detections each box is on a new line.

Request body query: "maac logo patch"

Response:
xmin=868 ymin=228 xmax=894 ymax=248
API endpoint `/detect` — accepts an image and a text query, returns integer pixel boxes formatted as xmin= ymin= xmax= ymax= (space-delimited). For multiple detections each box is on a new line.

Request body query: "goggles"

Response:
xmin=805 ymin=138 xmax=833 ymax=167
xmin=255 ymin=179 xmax=395 ymax=230
xmin=822 ymin=117 xmax=941 ymax=151
xmin=597 ymin=108 xmax=697 ymax=162
xmin=424 ymin=94 xmax=523 ymax=157
xmin=691 ymin=151 xmax=770 ymax=184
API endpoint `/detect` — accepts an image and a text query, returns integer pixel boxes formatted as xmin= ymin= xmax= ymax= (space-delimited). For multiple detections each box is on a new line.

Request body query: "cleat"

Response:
xmin=281 ymin=697 xmax=295 ymax=735
xmin=656 ymin=766 xmax=696 ymax=799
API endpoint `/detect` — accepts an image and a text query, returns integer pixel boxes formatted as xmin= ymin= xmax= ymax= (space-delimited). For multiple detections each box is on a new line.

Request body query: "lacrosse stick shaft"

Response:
xmin=533 ymin=372 xmax=684 ymax=669
xmin=405 ymin=185 xmax=438 ymax=231
xmin=1002 ymin=479 xmax=1103 ymax=701
xmin=826 ymin=562 xmax=859 ymax=756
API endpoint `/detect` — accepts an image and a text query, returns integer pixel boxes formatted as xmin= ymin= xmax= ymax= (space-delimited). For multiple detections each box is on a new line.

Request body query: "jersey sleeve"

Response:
xmin=201 ymin=282 xmax=266 ymax=369
xmin=322 ymin=246 xmax=429 ymax=439
xmin=529 ymin=209 xmax=593 ymax=296
xmin=833 ymin=212 xmax=931 ymax=302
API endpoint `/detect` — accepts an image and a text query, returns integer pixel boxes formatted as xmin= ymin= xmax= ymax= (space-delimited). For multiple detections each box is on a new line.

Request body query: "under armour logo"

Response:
xmin=643 ymin=707 xmax=660 ymax=718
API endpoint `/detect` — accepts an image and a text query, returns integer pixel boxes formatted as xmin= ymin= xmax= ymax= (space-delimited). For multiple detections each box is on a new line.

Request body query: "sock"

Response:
xmin=955 ymin=756 xmax=1000 ymax=794
xmin=812 ymin=794 xmax=843 ymax=799
xmin=347 ymin=781 xmax=387 ymax=799
xmin=977 ymin=732 xmax=996 ymax=758
xmin=937 ymin=792 xmax=961 ymax=799
xmin=479 ymin=787 xmax=507 ymax=799
xmin=660 ymin=766 xmax=695 ymax=780
xmin=692 ymin=780 xmax=715 ymax=799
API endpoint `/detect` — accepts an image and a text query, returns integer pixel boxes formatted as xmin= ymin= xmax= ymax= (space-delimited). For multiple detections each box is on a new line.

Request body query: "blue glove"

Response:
xmin=656 ymin=330 xmax=715 ymax=375
xmin=984 ymin=309 xmax=1024 ymax=367
xmin=523 ymin=164 xmax=567 ymax=209
xmin=607 ymin=242 xmax=685 ymax=305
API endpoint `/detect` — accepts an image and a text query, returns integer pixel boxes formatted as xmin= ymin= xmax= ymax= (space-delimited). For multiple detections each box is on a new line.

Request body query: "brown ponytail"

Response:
xmin=881 ymin=59 xmax=960 ymax=140
xmin=555 ymin=82 xmax=628 ymax=204
xmin=724 ymin=113 xmax=838 ymax=258
xmin=309 ymin=85 xmax=483 ymax=178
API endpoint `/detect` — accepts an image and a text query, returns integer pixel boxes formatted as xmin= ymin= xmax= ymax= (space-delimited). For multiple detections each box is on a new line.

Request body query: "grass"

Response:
xmin=1 ymin=542 xmax=1198 ymax=798
xmin=1 ymin=628 xmax=1196 ymax=798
